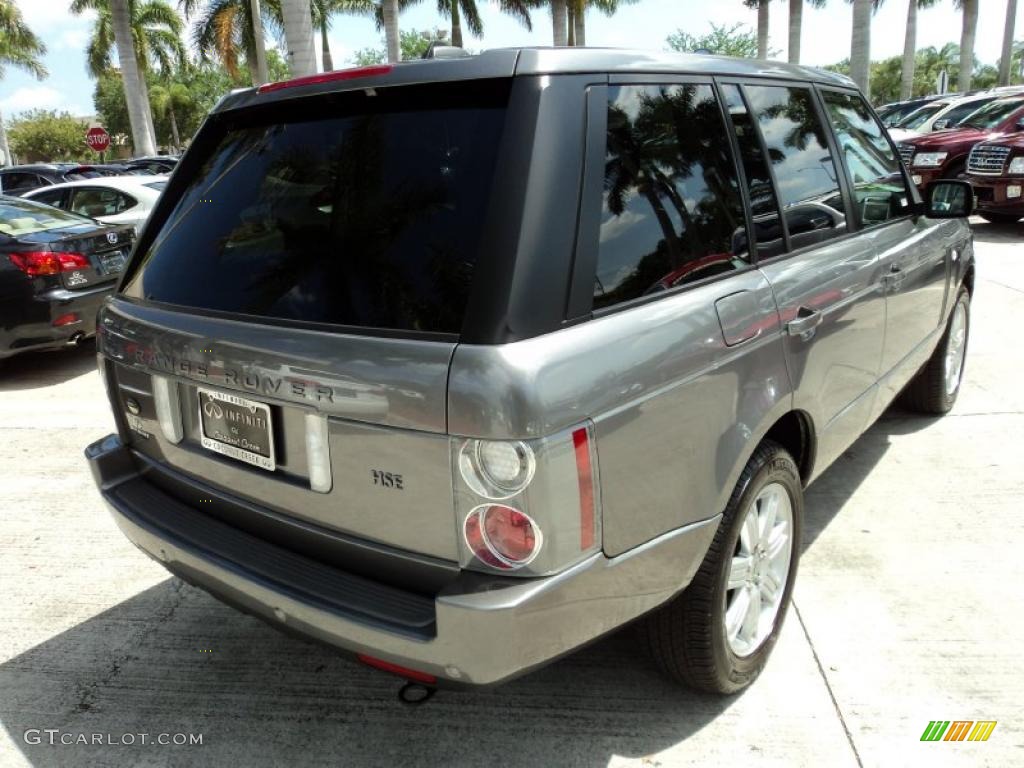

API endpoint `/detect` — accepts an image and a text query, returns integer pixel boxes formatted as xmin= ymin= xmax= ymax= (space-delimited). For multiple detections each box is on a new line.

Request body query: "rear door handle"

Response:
xmin=786 ymin=307 xmax=823 ymax=339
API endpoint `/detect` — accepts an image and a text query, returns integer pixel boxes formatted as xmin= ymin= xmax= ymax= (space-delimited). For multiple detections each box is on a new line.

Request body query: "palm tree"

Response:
xmin=149 ymin=81 xmax=191 ymax=150
xmin=568 ymin=0 xmax=637 ymax=47
xmin=744 ymin=0 xmax=771 ymax=60
xmin=848 ymin=0 xmax=881 ymax=93
xmin=313 ymin=0 xmax=373 ymax=70
xmin=551 ymin=0 xmax=568 ymax=46
xmin=381 ymin=0 xmax=400 ymax=61
xmin=787 ymin=0 xmax=826 ymax=64
xmin=999 ymin=0 xmax=1017 ymax=86
xmin=280 ymin=0 xmax=317 ymax=74
xmin=436 ymin=0 xmax=482 ymax=48
xmin=72 ymin=0 xmax=186 ymax=78
xmin=901 ymin=1 xmax=938 ymax=100
xmin=188 ymin=0 xmax=283 ymax=83
xmin=0 ymin=0 xmax=47 ymax=166
xmin=71 ymin=0 xmax=158 ymax=155
xmin=955 ymin=0 xmax=979 ymax=92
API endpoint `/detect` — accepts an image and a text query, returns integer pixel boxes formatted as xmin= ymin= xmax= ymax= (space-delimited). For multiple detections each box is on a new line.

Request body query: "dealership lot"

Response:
xmin=0 ymin=221 xmax=1021 ymax=768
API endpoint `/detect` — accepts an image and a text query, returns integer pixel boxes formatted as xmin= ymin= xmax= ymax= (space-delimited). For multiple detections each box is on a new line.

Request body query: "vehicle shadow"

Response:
xmin=0 ymin=342 xmax=98 ymax=391
xmin=0 ymin=579 xmax=732 ymax=768
xmin=801 ymin=404 xmax=938 ymax=553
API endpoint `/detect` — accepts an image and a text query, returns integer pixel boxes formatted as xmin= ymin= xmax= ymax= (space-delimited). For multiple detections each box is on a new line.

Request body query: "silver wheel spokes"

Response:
xmin=944 ymin=302 xmax=967 ymax=396
xmin=725 ymin=483 xmax=793 ymax=658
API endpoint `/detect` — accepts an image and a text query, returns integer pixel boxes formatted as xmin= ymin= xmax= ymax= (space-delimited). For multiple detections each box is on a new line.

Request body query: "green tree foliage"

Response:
xmin=829 ymin=41 xmax=1021 ymax=105
xmin=7 ymin=110 xmax=90 ymax=162
xmin=666 ymin=23 xmax=766 ymax=59
xmin=352 ymin=28 xmax=447 ymax=65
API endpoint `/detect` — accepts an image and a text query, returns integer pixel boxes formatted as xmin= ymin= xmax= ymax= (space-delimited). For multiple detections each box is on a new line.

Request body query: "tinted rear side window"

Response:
xmin=123 ymin=80 xmax=509 ymax=335
xmin=594 ymin=83 xmax=748 ymax=310
xmin=743 ymin=84 xmax=847 ymax=249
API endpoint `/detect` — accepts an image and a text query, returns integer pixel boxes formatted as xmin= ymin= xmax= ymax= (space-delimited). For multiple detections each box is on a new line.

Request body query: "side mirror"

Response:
xmin=1016 ymin=117 xmax=1024 ymax=132
xmin=923 ymin=180 xmax=974 ymax=219
xmin=932 ymin=119 xmax=949 ymax=131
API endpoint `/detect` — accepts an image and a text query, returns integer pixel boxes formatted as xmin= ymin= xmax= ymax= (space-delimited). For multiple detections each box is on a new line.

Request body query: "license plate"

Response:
xmin=198 ymin=388 xmax=276 ymax=471
xmin=100 ymin=249 xmax=126 ymax=274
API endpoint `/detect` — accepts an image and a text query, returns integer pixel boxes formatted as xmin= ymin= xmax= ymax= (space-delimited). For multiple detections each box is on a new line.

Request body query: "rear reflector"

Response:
xmin=52 ymin=312 xmax=81 ymax=327
xmin=9 ymin=251 xmax=90 ymax=276
xmin=304 ymin=413 xmax=332 ymax=493
xmin=152 ymin=375 xmax=183 ymax=444
xmin=572 ymin=427 xmax=595 ymax=550
xmin=257 ymin=65 xmax=393 ymax=94
xmin=356 ymin=654 xmax=436 ymax=684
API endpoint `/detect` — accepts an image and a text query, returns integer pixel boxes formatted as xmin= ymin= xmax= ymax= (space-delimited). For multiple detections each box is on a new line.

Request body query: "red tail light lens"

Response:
xmin=9 ymin=251 xmax=90 ymax=276
xmin=463 ymin=504 xmax=542 ymax=570
xmin=52 ymin=312 xmax=81 ymax=327
xmin=257 ymin=64 xmax=393 ymax=94
xmin=572 ymin=427 xmax=596 ymax=550
xmin=356 ymin=654 xmax=436 ymax=684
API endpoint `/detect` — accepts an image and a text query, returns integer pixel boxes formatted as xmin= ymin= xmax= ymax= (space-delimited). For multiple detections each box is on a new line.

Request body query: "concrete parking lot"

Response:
xmin=1 ymin=221 xmax=1021 ymax=768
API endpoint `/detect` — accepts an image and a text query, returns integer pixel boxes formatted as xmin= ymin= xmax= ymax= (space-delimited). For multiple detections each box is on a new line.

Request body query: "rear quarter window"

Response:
xmin=123 ymin=80 xmax=510 ymax=336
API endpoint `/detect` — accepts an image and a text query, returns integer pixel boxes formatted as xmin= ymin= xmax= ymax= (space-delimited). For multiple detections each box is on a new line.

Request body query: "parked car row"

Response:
xmin=0 ymin=156 xmax=177 ymax=197
xmin=892 ymin=94 xmax=1024 ymax=223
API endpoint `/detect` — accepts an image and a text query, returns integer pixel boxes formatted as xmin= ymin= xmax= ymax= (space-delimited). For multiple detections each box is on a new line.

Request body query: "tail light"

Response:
xmin=452 ymin=422 xmax=601 ymax=577
xmin=8 ymin=251 xmax=90 ymax=276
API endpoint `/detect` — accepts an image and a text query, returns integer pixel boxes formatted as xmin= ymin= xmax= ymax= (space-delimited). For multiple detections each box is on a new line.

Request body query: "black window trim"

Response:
xmin=569 ymin=75 xmax=760 ymax=321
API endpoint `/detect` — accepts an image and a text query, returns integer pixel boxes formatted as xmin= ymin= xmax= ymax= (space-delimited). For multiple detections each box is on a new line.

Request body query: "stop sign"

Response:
xmin=86 ymin=126 xmax=110 ymax=153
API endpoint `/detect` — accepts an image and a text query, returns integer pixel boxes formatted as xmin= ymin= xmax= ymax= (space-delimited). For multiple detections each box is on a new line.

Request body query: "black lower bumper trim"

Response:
xmin=107 ymin=477 xmax=437 ymax=638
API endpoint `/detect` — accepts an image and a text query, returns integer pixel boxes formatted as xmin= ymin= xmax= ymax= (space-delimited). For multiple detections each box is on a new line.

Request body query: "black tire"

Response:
xmin=979 ymin=212 xmax=1021 ymax=225
xmin=639 ymin=440 xmax=803 ymax=694
xmin=902 ymin=287 xmax=970 ymax=415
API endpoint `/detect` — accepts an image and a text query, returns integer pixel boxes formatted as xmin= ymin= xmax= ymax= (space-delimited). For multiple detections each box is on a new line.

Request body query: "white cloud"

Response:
xmin=56 ymin=28 xmax=91 ymax=52
xmin=0 ymin=85 xmax=87 ymax=116
xmin=15 ymin=0 xmax=95 ymax=30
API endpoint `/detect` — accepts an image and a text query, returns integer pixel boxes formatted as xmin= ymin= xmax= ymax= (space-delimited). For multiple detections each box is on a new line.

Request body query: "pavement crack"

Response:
xmin=793 ymin=600 xmax=864 ymax=768
xmin=73 ymin=580 xmax=187 ymax=714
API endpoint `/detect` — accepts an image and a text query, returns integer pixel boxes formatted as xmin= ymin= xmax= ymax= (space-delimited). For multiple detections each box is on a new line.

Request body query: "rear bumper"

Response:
xmin=967 ymin=175 xmax=1024 ymax=213
xmin=86 ymin=434 xmax=719 ymax=686
xmin=0 ymin=282 xmax=113 ymax=359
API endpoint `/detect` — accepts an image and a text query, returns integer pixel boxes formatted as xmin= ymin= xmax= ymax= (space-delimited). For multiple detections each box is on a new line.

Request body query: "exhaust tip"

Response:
xmin=66 ymin=332 xmax=86 ymax=347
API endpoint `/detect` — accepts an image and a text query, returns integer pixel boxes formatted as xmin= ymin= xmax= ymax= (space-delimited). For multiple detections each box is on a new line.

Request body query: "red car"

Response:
xmin=897 ymin=95 xmax=1024 ymax=190
xmin=966 ymin=135 xmax=1024 ymax=223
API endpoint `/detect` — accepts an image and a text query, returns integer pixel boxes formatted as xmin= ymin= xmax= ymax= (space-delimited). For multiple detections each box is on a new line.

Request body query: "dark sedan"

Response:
xmin=0 ymin=195 xmax=133 ymax=359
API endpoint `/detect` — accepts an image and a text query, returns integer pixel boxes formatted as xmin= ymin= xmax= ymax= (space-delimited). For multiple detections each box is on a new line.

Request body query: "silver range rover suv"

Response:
xmin=86 ymin=48 xmax=975 ymax=693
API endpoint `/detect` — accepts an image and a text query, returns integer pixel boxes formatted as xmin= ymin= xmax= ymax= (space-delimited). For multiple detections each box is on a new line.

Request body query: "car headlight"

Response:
xmin=913 ymin=152 xmax=948 ymax=168
xmin=1007 ymin=156 xmax=1024 ymax=175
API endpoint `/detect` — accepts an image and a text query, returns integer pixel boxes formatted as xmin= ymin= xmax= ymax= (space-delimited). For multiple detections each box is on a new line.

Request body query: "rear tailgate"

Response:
xmin=99 ymin=299 xmax=460 ymax=560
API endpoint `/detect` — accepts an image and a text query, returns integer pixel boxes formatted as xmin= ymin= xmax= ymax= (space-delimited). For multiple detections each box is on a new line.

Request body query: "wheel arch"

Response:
xmin=761 ymin=410 xmax=816 ymax=486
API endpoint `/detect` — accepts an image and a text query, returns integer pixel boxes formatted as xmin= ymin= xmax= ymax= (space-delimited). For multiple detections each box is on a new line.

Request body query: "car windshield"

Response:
xmin=961 ymin=99 xmax=1024 ymax=129
xmin=123 ymin=79 xmax=510 ymax=336
xmin=0 ymin=197 xmax=92 ymax=236
xmin=940 ymin=97 xmax=996 ymax=127
xmin=897 ymin=103 xmax=945 ymax=129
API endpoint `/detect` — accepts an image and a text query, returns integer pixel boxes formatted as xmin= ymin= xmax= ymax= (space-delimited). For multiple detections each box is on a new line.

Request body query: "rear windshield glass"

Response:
xmin=123 ymin=80 xmax=509 ymax=336
xmin=0 ymin=197 xmax=91 ymax=236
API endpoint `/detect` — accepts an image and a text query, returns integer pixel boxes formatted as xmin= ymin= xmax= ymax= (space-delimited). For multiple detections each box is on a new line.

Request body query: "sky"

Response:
xmin=1 ymin=0 xmax=1021 ymax=119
